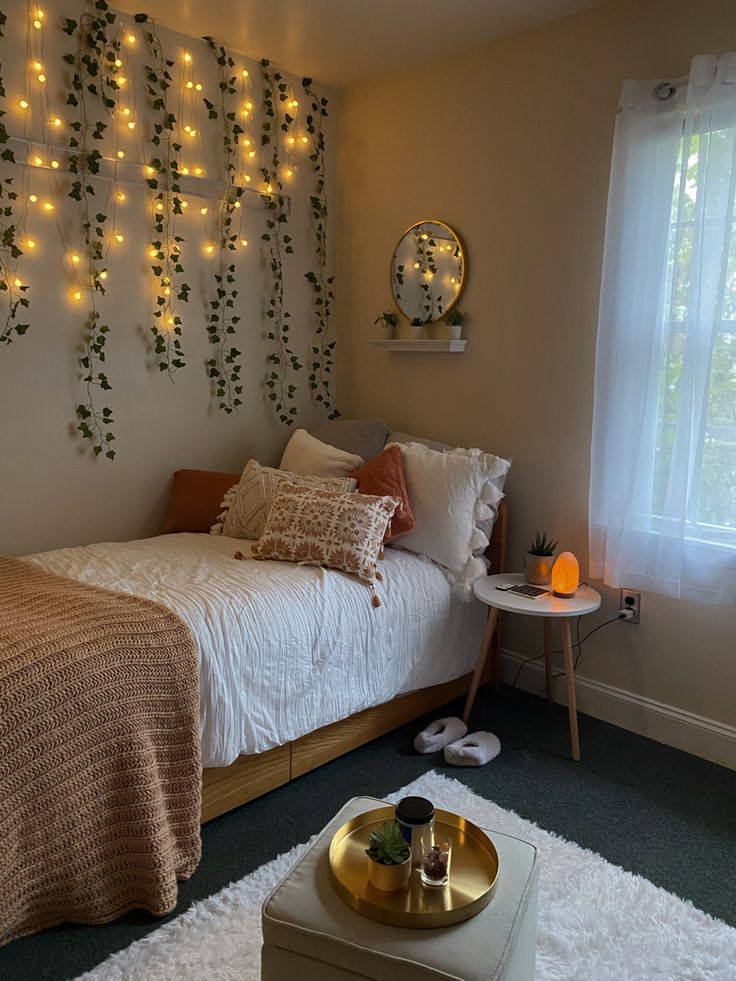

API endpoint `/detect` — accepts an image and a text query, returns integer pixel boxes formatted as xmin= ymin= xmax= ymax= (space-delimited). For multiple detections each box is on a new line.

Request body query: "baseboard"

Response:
xmin=500 ymin=649 xmax=736 ymax=771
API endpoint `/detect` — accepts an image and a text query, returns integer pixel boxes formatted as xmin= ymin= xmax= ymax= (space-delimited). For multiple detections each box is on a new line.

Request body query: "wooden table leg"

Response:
xmin=543 ymin=617 xmax=553 ymax=703
xmin=561 ymin=619 xmax=581 ymax=762
xmin=462 ymin=606 xmax=500 ymax=726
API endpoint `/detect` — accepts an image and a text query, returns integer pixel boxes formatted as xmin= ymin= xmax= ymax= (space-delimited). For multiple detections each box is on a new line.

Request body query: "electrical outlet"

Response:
xmin=620 ymin=588 xmax=641 ymax=624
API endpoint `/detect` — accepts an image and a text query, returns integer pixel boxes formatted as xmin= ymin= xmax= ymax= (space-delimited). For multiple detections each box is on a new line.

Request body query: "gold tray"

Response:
xmin=329 ymin=805 xmax=499 ymax=928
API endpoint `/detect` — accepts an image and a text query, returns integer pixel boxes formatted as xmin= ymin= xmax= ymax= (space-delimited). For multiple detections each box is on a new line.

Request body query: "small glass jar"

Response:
xmin=395 ymin=796 xmax=435 ymax=865
xmin=420 ymin=836 xmax=452 ymax=887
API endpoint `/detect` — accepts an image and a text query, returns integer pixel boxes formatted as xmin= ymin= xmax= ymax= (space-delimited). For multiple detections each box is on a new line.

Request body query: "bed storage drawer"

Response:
xmin=201 ymin=744 xmax=291 ymax=822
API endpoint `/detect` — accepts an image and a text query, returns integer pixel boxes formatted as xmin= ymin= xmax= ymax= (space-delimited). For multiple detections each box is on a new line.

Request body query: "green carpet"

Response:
xmin=2 ymin=684 xmax=735 ymax=981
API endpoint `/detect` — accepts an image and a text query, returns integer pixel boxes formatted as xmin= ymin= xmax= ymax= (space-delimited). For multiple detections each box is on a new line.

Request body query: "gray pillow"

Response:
xmin=310 ymin=419 xmax=389 ymax=462
xmin=388 ymin=431 xmax=452 ymax=453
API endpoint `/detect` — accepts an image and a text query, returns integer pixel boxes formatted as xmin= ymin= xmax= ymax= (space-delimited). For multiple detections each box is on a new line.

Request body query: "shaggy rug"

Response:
xmin=76 ymin=771 xmax=736 ymax=981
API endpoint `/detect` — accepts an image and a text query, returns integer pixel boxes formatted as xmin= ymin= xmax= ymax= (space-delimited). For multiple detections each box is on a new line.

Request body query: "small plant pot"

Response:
xmin=368 ymin=855 xmax=412 ymax=892
xmin=409 ymin=324 xmax=424 ymax=340
xmin=379 ymin=325 xmax=395 ymax=340
xmin=524 ymin=553 xmax=555 ymax=585
xmin=447 ymin=324 xmax=462 ymax=341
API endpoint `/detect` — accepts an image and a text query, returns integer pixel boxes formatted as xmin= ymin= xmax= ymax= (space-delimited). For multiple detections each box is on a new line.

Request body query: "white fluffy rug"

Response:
xmin=76 ymin=771 xmax=736 ymax=981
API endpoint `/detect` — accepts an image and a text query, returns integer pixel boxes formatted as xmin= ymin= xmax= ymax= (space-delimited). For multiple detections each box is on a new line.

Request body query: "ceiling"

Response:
xmin=114 ymin=0 xmax=605 ymax=89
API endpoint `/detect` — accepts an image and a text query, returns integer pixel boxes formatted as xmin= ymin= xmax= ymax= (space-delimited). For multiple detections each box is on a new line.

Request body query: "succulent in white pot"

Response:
xmin=374 ymin=311 xmax=398 ymax=339
xmin=524 ymin=531 xmax=559 ymax=585
xmin=409 ymin=317 xmax=425 ymax=339
xmin=444 ymin=307 xmax=466 ymax=341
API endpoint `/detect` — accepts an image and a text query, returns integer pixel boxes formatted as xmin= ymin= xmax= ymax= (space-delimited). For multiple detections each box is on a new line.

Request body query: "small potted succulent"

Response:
xmin=375 ymin=311 xmax=398 ymax=339
xmin=365 ymin=820 xmax=411 ymax=892
xmin=444 ymin=307 xmax=466 ymax=341
xmin=524 ymin=531 xmax=559 ymax=585
xmin=409 ymin=316 xmax=424 ymax=340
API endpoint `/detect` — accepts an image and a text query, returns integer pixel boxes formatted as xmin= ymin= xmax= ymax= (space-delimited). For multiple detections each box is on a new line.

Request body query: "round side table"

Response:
xmin=463 ymin=573 xmax=601 ymax=761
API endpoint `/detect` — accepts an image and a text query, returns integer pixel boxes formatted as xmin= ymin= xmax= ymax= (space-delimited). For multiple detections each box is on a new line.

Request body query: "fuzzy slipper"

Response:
xmin=444 ymin=731 xmax=501 ymax=767
xmin=413 ymin=717 xmax=468 ymax=755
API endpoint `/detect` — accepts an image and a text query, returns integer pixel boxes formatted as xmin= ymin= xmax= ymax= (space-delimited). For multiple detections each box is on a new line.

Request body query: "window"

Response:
xmin=589 ymin=54 xmax=736 ymax=604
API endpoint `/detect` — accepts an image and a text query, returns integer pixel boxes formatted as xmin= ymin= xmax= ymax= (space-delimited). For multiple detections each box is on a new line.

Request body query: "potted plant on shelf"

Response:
xmin=524 ymin=531 xmax=559 ymax=585
xmin=365 ymin=820 xmax=412 ymax=892
xmin=409 ymin=317 xmax=424 ymax=340
xmin=374 ymin=311 xmax=398 ymax=339
xmin=444 ymin=307 xmax=466 ymax=341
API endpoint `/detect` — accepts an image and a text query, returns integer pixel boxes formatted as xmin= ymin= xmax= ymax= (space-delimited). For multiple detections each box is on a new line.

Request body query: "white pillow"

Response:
xmin=211 ymin=459 xmax=357 ymax=540
xmin=387 ymin=441 xmax=510 ymax=599
xmin=280 ymin=428 xmax=363 ymax=477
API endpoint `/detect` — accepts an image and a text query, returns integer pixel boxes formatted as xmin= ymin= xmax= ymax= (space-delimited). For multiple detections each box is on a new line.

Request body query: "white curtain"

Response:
xmin=590 ymin=54 xmax=736 ymax=605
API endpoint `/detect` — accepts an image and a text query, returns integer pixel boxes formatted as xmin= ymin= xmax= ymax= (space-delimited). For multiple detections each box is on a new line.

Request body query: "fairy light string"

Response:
xmin=63 ymin=0 xmax=118 ymax=458
xmin=0 ymin=8 xmax=30 ymax=343
xmin=260 ymin=57 xmax=298 ymax=425
xmin=202 ymin=36 xmax=244 ymax=414
xmin=138 ymin=13 xmax=188 ymax=375
xmin=302 ymin=76 xmax=338 ymax=419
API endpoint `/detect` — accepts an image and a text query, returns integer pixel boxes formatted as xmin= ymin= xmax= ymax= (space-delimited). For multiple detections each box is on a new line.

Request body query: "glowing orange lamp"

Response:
xmin=551 ymin=551 xmax=579 ymax=598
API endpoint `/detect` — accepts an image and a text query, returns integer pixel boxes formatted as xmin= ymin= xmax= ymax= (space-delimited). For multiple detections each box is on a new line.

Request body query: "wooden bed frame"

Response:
xmin=201 ymin=501 xmax=508 ymax=823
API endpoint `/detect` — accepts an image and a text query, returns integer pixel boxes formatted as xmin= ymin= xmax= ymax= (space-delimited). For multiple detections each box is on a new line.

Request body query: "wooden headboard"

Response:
xmin=486 ymin=500 xmax=508 ymax=575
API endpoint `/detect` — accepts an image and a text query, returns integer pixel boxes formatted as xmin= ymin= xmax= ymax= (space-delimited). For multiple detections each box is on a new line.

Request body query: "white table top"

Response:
xmin=474 ymin=573 xmax=601 ymax=618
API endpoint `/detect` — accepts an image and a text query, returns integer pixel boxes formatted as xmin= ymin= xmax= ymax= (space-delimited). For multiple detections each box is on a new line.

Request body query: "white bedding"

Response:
xmin=27 ymin=533 xmax=486 ymax=767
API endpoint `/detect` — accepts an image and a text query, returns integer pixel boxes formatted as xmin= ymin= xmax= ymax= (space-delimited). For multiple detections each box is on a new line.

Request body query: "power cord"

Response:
xmin=510 ymin=609 xmax=631 ymax=696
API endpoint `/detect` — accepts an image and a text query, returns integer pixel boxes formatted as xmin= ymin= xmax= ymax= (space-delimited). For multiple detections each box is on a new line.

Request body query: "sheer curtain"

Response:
xmin=590 ymin=54 xmax=736 ymax=605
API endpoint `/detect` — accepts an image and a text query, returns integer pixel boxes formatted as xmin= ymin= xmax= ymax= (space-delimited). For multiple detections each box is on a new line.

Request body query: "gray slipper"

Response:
xmin=444 ymin=731 xmax=501 ymax=766
xmin=413 ymin=717 xmax=468 ymax=754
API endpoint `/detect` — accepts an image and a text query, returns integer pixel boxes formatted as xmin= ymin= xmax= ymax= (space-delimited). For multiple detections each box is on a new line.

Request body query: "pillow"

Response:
xmin=162 ymin=469 xmax=241 ymax=534
xmin=310 ymin=418 xmax=389 ymax=461
xmin=388 ymin=431 xmax=452 ymax=454
xmin=387 ymin=441 xmax=511 ymax=599
xmin=211 ymin=459 xmax=356 ymax=540
xmin=350 ymin=445 xmax=414 ymax=543
xmin=250 ymin=484 xmax=398 ymax=606
xmin=280 ymin=428 xmax=363 ymax=477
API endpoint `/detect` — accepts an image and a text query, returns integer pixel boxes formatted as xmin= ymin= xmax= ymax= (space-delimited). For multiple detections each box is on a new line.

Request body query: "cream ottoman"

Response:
xmin=261 ymin=795 xmax=538 ymax=981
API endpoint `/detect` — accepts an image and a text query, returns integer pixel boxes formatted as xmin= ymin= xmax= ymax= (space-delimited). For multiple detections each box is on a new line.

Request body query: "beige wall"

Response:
xmin=337 ymin=0 xmax=736 ymax=727
xmin=0 ymin=0 xmax=339 ymax=556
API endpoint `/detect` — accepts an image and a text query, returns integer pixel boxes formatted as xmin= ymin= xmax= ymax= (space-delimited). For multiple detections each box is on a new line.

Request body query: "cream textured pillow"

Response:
xmin=250 ymin=483 xmax=398 ymax=606
xmin=211 ymin=459 xmax=356 ymax=541
xmin=280 ymin=428 xmax=363 ymax=477
xmin=387 ymin=441 xmax=511 ymax=599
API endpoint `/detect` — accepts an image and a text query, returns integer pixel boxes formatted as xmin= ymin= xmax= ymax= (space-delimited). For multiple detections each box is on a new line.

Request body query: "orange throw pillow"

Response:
xmin=350 ymin=445 xmax=415 ymax=543
xmin=163 ymin=469 xmax=241 ymax=534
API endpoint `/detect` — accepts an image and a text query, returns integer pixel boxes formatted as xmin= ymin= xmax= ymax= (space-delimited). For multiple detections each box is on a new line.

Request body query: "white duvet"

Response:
xmin=27 ymin=533 xmax=486 ymax=767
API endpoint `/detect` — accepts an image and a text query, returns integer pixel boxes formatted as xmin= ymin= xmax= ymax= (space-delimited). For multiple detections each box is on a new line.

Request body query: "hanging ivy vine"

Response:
xmin=302 ymin=77 xmax=337 ymax=419
xmin=0 ymin=9 xmax=28 ymax=345
xmin=201 ymin=37 xmax=244 ymax=413
xmin=63 ymin=0 xmax=117 ymax=458
xmin=137 ymin=13 xmax=188 ymax=375
xmin=260 ymin=58 xmax=299 ymax=425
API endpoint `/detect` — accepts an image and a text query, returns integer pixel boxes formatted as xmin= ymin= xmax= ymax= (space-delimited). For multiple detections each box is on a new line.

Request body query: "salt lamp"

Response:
xmin=551 ymin=551 xmax=579 ymax=598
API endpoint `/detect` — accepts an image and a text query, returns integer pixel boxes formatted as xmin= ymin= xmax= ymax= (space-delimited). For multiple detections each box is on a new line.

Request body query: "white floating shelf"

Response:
xmin=370 ymin=339 xmax=467 ymax=353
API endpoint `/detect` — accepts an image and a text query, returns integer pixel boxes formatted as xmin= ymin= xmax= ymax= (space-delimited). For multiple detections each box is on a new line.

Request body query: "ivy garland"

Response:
xmin=202 ymin=37 xmax=243 ymax=413
xmin=302 ymin=77 xmax=337 ymax=419
xmin=260 ymin=58 xmax=298 ymax=425
xmin=137 ymin=13 xmax=188 ymax=375
xmin=0 ymin=9 xmax=28 ymax=345
xmin=63 ymin=0 xmax=117 ymax=458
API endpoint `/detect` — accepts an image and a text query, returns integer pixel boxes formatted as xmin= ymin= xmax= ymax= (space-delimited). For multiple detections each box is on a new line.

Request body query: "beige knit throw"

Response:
xmin=0 ymin=555 xmax=202 ymax=946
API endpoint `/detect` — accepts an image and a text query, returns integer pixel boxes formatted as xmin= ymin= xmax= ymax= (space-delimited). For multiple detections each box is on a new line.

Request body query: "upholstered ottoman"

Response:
xmin=261 ymin=796 xmax=538 ymax=981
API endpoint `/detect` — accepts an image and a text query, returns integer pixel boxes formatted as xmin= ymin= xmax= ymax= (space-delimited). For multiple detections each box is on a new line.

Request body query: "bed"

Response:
xmin=26 ymin=503 xmax=507 ymax=823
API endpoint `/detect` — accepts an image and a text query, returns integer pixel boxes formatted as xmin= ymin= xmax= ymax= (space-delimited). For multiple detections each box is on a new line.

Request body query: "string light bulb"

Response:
xmin=193 ymin=166 xmax=203 ymax=176
xmin=180 ymin=166 xmax=190 ymax=175
xmin=32 ymin=9 xmax=43 ymax=29
xmin=117 ymin=191 xmax=126 ymax=202
xmin=114 ymin=58 xmax=122 ymax=68
xmin=244 ymin=174 xmax=251 ymax=183
xmin=183 ymin=50 xmax=192 ymax=63
xmin=301 ymin=135 xmax=308 ymax=144
xmin=195 ymin=82 xmax=202 ymax=92
xmin=13 ymin=277 xmax=22 ymax=287
xmin=42 ymin=201 xmax=54 ymax=212
xmin=242 ymin=69 xmax=249 ymax=78
xmin=32 ymin=60 xmax=42 ymax=71
xmin=287 ymin=136 xmax=295 ymax=146
xmin=121 ymin=107 xmax=130 ymax=116
xmin=144 ymin=165 xmax=155 ymax=176
xmin=117 ymin=149 xmax=125 ymax=159
xmin=73 ymin=289 xmax=82 ymax=301
xmin=233 ymin=200 xmax=241 ymax=208
xmin=126 ymin=33 xmax=136 ymax=44
xmin=19 ymin=99 xmax=29 ymax=111
xmin=200 ymin=206 xmax=208 ymax=215
xmin=205 ymin=243 xmax=215 ymax=255
xmin=118 ymin=76 xmax=127 ymax=87
xmin=50 ymin=116 xmax=62 ymax=128
xmin=285 ymin=167 xmax=293 ymax=178
xmin=29 ymin=194 xmax=38 ymax=203
xmin=127 ymin=121 xmax=135 ymax=130
xmin=149 ymin=248 xmax=158 ymax=259
xmin=155 ymin=202 xmax=164 ymax=211
xmin=181 ymin=200 xmax=188 ymax=209
xmin=99 ymin=270 xmax=108 ymax=280
xmin=32 ymin=155 xmax=43 ymax=166
xmin=186 ymin=80 xmax=194 ymax=89
xmin=114 ymin=232 xmax=124 ymax=243
xmin=37 ymin=72 xmax=46 ymax=83
xmin=240 ymin=238 xmax=248 ymax=247
xmin=26 ymin=238 xmax=36 ymax=249
xmin=70 ymin=253 xmax=80 ymax=264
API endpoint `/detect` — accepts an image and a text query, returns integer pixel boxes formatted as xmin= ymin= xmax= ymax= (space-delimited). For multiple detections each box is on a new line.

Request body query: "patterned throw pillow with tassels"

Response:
xmin=245 ymin=484 xmax=399 ymax=607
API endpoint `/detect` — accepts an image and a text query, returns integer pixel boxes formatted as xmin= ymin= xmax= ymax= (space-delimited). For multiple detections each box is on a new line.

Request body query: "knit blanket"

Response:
xmin=0 ymin=556 xmax=202 ymax=946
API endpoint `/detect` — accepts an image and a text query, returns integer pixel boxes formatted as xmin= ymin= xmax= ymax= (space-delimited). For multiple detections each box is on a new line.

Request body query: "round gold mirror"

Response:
xmin=390 ymin=220 xmax=466 ymax=323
